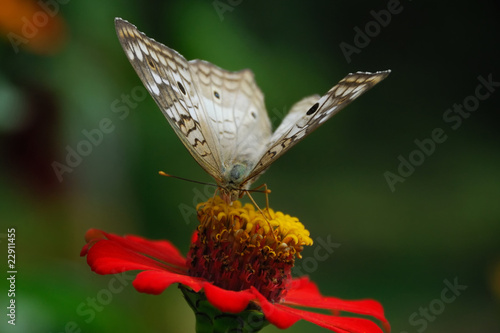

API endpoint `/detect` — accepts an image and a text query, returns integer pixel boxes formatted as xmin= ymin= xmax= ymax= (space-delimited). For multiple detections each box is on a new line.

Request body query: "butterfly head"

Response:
xmin=220 ymin=163 xmax=252 ymax=203
xmin=220 ymin=188 xmax=244 ymax=204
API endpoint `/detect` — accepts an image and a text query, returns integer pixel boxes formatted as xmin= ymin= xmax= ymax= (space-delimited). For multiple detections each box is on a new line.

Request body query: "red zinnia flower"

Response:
xmin=81 ymin=197 xmax=390 ymax=332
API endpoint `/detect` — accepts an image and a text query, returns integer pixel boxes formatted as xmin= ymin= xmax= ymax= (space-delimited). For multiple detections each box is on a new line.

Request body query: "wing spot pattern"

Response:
xmin=152 ymin=71 xmax=161 ymax=84
xmin=158 ymin=55 xmax=167 ymax=66
xmin=166 ymin=57 xmax=177 ymax=70
xmin=306 ymin=103 xmax=319 ymax=115
xmin=177 ymin=114 xmax=197 ymax=136
xmin=149 ymin=50 xmax=159 ymax=62
xmin=132 ymin=43 xmax=143 ymax=61
xmin=352 ymin=84 xmax=366 ymax=95
xmin=334 ymin=85 xmax=347 ymax=97
xmin=138 ymin=40 xmax=149 ymax=55
xmin=177 ymin=81 xmax=186 ymax=95
xmin=125 ymin=47 xmax=134 ymax=60
xmin=149 ymin=83 xmax=160 ymax=96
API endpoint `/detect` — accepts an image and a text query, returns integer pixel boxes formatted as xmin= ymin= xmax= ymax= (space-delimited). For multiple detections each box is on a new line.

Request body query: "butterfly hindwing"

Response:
xmin=188 ymin=61 xmax=272 ymax=174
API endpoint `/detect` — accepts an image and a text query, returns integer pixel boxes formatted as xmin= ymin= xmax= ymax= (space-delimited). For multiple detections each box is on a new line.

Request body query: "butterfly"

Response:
xmin=115 ymin=18 xmax=390 ymax=203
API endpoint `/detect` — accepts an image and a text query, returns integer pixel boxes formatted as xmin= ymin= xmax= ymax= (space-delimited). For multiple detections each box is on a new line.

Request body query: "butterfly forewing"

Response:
xmin=247 ymin=71 xmax=390 ymax=181
xmin=115 ymin=18 xmax=224 ymax=180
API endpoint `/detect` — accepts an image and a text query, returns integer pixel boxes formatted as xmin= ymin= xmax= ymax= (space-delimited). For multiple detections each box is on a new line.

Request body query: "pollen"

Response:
xmin=187 ymin=196 xmax=313 ymax=302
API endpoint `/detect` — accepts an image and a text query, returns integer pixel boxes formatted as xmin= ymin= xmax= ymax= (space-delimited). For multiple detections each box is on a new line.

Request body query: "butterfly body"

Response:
xmin=115 ymin=18 xmax=390 ymax=202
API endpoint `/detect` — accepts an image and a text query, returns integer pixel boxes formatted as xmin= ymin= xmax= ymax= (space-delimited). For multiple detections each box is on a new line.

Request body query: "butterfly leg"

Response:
xmin=212 ymin=187 xmax=219 ymax=201
xmin=248 ymin=183 xmax=272 ymax=211
xmin=245 ymin=190 xmax=278 ymax=241
xmin=263 ymin=184 xmax=271 ymax=212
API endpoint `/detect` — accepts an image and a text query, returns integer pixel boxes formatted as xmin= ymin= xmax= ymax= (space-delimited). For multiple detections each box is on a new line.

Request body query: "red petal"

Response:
xmin=133 ymin=270 xmax=204 ymax=295
xmin=255 ymin=287 xmax=384 ymax=333
xmin=203 ymin=283 xmax=255 ymax=313
xmin=103 ymin=231 xmax=187 ymax=268
xmin=81 ymin=229 xmax=187 ymax=271
xmin=86 ymin=240 xmax=178 ymax=274
xmin=252 ymin=288 xmax=300 ymax=329
xmin=276 ymin=305 xmax=385 ymax=333
xmin=84 ymin=228 xmax=106 ymax=242
xmin=191 ymin=230 xmax=198 ymax=244
xmin=288 ymin=276 xmax=321 ymax=294
xmin=80 ymin=243 xmax=91 ymax=257
xmin=285 ymin=277 xmax=389 ymax=331
xmin=80 ymin=229 xmax=106 ymax=256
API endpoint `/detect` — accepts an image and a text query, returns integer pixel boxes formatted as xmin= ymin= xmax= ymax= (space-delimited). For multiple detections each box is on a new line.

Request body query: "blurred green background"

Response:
xmin=1 ymin=1 xmax=499 ymax=332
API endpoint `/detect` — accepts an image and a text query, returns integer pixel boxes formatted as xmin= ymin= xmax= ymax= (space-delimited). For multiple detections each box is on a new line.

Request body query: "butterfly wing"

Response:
xmin=115 ymin=18 xmax=223 ymax=179
xmin=245 ymin=71 xmax=390 ymax=184
xmin=115 ymin=18 xmax=271 ymax=186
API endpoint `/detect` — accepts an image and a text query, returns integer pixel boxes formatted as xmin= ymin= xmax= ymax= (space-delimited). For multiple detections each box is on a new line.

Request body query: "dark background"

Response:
xmin=1 ymin=1 xmax=499 ymax=332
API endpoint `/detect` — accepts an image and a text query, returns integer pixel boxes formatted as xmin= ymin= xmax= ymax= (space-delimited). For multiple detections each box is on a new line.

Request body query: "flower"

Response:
xmin=0 ymin=0 xmax=67 ymax=54
xmin=81 ymin=197 xmax=390 ymax=332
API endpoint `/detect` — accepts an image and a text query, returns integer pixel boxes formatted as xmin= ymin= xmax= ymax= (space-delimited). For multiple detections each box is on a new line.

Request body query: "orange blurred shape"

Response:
xmin=0 ymin=0 xmax=67 ymax=54
xmin=491 ymin=259 xmax=500 ymax=302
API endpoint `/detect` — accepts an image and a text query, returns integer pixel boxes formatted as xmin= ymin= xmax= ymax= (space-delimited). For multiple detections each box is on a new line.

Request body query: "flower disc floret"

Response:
xmin=188 ymin=196 xmax=313 ymax=302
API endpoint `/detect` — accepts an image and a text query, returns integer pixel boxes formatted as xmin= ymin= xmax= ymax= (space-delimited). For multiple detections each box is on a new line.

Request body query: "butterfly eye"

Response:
xmin=214 ymin=91 xmax=220 ymax=99
xmin=306 ymin=103 xmax=319 ymax=115
xmin=177 ymin=82 xmax=186 ymax=95
xmin=229 ymin=164 xmax=246 ymax=183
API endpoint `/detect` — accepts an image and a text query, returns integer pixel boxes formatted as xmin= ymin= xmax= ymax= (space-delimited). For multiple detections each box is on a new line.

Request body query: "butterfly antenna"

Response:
xmin=158 ymin=171 xmax=218 ymax=187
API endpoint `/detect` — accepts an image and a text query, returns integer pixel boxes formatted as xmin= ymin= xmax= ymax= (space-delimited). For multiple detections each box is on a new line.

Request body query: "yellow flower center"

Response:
xmin=187 ymin=196 xmax=312 ymax=302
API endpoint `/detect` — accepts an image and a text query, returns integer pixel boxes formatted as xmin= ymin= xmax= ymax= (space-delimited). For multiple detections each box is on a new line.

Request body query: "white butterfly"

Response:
xmin=115 ymin=18 xmax=390 ymax=202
